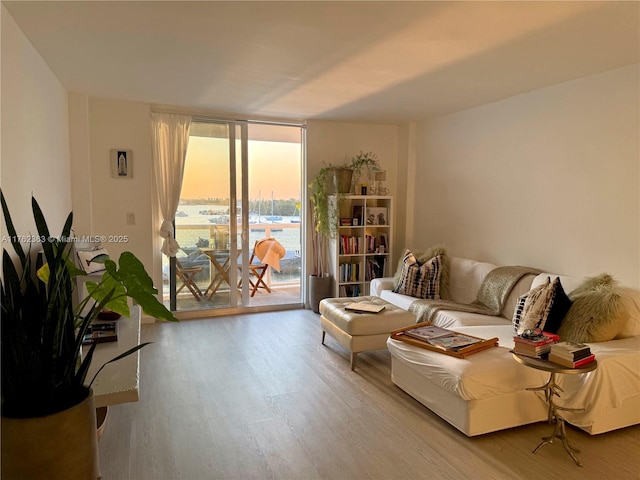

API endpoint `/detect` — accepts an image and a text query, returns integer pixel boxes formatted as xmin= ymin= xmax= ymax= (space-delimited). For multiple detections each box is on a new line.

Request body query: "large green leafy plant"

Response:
xmin=1 ymin=192 xmax=177 ymax=418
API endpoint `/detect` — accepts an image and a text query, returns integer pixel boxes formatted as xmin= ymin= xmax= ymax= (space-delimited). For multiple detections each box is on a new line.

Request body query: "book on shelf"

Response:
xmin=339 ymin=235 xmax=361 ymax=255
xmin=82 ymin=321 xmax=118 ymax=345
xmin=548 ymin=352 xmax=596 ymax=368
xmin=339 ymin=285 xmax=361 ymax=297
xmin=550 ymin=341 xmax=591 ymax=360
xmin=365 ymin=234 xmax=377 ymax=253
xmin=339 ymin=262 xmax=360 ymax=283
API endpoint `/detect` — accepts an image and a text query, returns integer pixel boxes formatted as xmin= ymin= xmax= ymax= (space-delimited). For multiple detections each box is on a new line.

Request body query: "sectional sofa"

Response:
xmin=370 ymin=256 xmax=640 ymax=436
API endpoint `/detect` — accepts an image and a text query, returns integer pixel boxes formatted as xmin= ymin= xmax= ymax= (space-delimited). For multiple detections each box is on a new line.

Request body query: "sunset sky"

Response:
xmin=182 ymin=136 xmax=302 ymax=201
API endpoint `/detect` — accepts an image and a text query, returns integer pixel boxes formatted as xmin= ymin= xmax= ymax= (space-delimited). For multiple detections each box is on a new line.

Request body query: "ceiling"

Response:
xmin=4 ymin=1 xmax=639 ymax=124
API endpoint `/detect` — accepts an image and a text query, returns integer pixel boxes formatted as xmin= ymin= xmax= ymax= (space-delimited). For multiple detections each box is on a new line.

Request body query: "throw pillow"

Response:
xmin=513 ymin=278 xmax=554 ymax=335
xmin=568 ymin=273 xmax=615 ymax=298
xmin=392 ymin=244 xmax=450 ymax=299
xmin=392 ymin=249 xmax=443 ymax=300
xmin=616 ymin=287 xmax=640 ymax=339
xmin=543 ymin=278 xmax=572 ymax=334
xmin=513 ymin=277 xmax=572 ymax=334
xmin=512 ymin=294 xmax=528 ymax=333
xmin=558 ymin=273 xmax=625 ymax=342
xmin=76 ymin=247 xmax=109 ymax=274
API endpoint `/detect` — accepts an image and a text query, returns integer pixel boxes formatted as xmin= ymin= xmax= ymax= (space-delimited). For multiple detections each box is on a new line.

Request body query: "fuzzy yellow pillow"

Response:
xmin=558 ymin=274 xmax=625 ymax=342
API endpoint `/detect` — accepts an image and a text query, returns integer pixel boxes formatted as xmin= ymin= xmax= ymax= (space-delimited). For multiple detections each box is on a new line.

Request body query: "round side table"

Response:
xmin=512 ymin=353 xmax=597 ymax=467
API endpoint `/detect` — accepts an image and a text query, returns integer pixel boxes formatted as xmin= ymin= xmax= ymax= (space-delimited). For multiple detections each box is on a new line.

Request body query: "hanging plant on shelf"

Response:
xmin=348 ymin=151 xmax=381 ymax=193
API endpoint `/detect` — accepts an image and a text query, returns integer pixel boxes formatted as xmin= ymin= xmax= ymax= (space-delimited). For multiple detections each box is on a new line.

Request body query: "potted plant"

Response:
xmin=348 ymin=151 xmax=380 ymax=193
xmin=308 ymin=167 xmax=336 ymax=313
xmin=1 ymin=192 xmax=178 ymax=479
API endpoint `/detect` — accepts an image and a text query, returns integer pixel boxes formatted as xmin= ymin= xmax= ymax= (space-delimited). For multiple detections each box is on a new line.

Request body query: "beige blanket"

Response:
xmin=409 ymin=265 xmax=541 ymax=324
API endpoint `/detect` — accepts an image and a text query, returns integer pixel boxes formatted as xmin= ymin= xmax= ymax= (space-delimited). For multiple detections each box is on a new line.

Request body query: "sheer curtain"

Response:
xmin=150 ymin=113 xmax=191 ymax=256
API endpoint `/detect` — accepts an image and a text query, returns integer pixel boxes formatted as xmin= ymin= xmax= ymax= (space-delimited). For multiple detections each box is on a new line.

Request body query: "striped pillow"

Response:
xmin=392 ymin=249 xmax=442 ymax=299
xmin=513 ymin=277 xmax=557 ymax=334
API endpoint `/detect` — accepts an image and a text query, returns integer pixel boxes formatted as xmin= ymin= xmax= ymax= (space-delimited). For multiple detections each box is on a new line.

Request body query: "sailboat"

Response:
xmin=290 ymin=200 xmax=301 ymax=223
xmin=264 ymin=192 xmax=283 ymax=222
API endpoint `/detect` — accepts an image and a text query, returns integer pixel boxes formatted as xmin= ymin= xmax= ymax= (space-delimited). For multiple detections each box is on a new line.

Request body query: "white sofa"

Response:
xmin=371 ymin=256 xmax=640 ymax=436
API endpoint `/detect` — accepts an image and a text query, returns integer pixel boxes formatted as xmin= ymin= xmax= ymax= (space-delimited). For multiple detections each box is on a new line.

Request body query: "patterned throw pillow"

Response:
xmin=76 ymin=247 xmax=110 ymax=274
xmin=392 ymin=249 xmax=442 ymax=299
xmin=513 ymin=277 xmax=571 ymax=334
xmin=392 ymin=245 xmax=449 ymax=298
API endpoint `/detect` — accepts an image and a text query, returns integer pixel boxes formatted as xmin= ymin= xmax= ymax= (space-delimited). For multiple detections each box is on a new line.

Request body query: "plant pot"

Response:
xmin=309 ymin=274 xmax=332 ymax=313
xmin=1 ymin=388 xmax=99 ymax=480
xmin=326 ymin=168 xmax=353 ymax=194
xmin=96 ymin=406 xmax=109 ymax=442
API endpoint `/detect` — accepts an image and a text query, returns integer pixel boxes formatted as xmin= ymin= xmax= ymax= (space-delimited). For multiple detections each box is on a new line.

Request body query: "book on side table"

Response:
xmin=548 ymin=341 xmax=595 ymax=367
xmin=512 ymin=331 xmax=560 ymax=359
xmin=391 ymin=322 xmax=498 ymax=358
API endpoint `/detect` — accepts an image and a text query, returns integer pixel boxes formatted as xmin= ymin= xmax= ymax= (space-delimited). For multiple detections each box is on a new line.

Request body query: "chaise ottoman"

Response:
xmin=319 ymin=296 xmax=415 ymax=370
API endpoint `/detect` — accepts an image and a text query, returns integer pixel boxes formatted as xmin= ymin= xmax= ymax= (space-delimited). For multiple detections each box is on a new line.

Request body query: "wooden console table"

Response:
xmin=84 ymin=305 xmax=142 ymax=408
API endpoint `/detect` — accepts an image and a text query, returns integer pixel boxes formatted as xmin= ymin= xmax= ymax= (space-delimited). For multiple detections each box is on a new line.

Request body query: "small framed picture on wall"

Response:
xmin=110 ymin=149 xmax=133 ymax=178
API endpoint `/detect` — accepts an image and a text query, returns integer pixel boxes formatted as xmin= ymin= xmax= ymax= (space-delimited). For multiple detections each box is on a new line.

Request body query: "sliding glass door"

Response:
xmin=163 ymin=119 xmax=303 ymax=314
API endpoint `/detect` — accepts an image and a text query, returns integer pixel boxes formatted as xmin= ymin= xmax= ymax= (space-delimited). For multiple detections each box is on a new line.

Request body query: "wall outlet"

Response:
xmin=126 ymin=212 xmax=136 ymax=225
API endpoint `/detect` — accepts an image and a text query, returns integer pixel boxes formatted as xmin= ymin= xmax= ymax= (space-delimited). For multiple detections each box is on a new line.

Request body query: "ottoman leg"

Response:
xmin=350 ymin=352 xmax=358 ymax=371
xmin=321 ymin=331 xmax=326 ymax=345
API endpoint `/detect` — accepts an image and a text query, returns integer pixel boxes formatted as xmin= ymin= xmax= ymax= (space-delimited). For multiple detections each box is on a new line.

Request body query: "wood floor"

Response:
xmin=99 ymin=309 xmax=640 ymax=480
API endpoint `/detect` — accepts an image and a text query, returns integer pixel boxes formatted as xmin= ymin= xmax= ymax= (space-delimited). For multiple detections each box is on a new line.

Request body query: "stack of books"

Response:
xmin=513 ymin=331 xmax=560 ymax=359
xmin=82 ymin=321 xmax=118 ymax=345
xmin=549 ymin=341 xmax=595 ymax=367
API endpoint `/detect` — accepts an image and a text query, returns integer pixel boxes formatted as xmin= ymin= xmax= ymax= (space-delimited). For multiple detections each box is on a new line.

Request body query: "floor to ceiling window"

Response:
xmin=162 ymin=119 xmax=304 ymax=315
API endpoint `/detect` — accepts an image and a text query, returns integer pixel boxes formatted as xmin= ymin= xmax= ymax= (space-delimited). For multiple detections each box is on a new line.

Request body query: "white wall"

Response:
xmin=84 ymin=98 xmax=156 ymax=283
xmin=305 ymin=120 xmax=402 ymax=297
xmin=410 ymin=64 xmax=639 ymax=288
xmin=1 ymin=5 xmax=71 ymax=244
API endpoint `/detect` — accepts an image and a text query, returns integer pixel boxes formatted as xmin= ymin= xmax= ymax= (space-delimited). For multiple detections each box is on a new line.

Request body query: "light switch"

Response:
xmin=126 ymin=212 xmax=136 ymax=225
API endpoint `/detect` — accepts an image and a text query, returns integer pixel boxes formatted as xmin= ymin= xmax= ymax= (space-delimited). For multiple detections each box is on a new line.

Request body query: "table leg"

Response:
xmin=530 ymin=372 xmax=585 ymax=467
xmin=527 ymin=372 xmax=563 ymax=422
xmin=204 ymin=253 xmax=231 ymax=299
